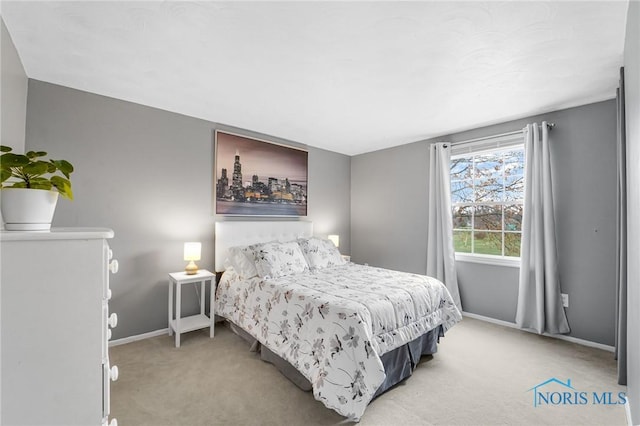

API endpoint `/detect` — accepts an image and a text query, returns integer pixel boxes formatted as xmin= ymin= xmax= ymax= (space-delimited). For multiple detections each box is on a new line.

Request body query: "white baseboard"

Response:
xmin=109 ymin=328 xmax=169 ymax=347
xmin=462 ymin=311 xmax=615 ymax=353
xmin=111 ymin=313 xmax=615 ymax=353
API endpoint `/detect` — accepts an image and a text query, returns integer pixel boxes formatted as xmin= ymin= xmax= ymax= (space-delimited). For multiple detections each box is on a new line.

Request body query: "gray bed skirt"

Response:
xmin=227 ymin=321 xmax=444 ymax=398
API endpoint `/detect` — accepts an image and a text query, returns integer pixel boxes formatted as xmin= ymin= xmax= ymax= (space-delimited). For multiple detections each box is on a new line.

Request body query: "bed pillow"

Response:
xmin=224 ymin=245 xmax=258 ymax=279
xmin=249 ymin=240 xmax=309 ymax=279
xmin=297 ymin=236 xmax=346 ymax=270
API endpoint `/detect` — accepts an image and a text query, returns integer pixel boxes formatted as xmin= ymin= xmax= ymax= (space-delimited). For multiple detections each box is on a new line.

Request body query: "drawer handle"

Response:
xmin=108 ymin=313 xmax=118 ymax=328
xmin=110 ymin=365 xmax=119 ymax=381
xmin=109 ymin=259 xmax=119 ymax=274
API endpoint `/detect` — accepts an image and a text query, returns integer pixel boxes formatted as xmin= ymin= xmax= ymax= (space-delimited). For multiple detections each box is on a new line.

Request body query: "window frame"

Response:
xmin=450 ymin=143 xmax=524 ymax=267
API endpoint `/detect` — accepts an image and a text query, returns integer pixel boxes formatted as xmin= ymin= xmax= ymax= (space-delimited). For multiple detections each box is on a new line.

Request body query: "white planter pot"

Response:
xmin=1 ymin=188 xmax=59 ymax=231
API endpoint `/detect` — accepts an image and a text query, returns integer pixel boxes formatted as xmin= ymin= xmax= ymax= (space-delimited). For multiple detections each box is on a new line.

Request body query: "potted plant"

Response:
xmin=1 ymin=145 xmax=73 ymax=231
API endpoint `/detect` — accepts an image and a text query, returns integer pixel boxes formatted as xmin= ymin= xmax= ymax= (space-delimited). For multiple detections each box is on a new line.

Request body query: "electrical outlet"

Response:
xmin=561 ymin=293 xmax=569 ymax=308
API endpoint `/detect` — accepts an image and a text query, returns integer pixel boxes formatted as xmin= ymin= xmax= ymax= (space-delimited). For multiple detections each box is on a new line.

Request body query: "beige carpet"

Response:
xmin=110 ymin=317 xmax=628 ymax=425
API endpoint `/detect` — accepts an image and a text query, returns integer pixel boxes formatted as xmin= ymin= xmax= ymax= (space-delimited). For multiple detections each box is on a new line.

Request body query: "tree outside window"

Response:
xmin=451 ymin=146 xmax=524 ymax=258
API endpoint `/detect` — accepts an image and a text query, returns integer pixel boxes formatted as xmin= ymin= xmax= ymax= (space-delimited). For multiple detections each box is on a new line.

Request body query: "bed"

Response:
xmin=214 ymin=221 xmax=461 ymax=421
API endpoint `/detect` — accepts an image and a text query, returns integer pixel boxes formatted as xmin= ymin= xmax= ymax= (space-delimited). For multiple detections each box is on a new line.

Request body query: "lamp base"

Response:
xmin=185 ymin=260 xmax=199 ymax=275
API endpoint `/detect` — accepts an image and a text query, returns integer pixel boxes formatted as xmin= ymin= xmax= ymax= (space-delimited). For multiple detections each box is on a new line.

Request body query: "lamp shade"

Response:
xmin=183 ymin=242 xmax=201 ymax=261
xmin=327 ymin=235 xmax=339 ymax=248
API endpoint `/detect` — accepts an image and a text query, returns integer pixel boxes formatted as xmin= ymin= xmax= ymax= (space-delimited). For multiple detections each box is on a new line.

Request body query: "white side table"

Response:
xmin=168 ymin=270 xmax=216 ymax=348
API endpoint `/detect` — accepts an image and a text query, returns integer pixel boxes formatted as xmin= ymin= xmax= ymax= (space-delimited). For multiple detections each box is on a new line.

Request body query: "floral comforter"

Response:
xmin=215 ymin=262 xmax=462 ymax=421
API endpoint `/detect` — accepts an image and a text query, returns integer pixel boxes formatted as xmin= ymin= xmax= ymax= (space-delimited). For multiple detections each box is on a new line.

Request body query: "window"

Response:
xmin=450 ymin=144 xmax=524 ymax=261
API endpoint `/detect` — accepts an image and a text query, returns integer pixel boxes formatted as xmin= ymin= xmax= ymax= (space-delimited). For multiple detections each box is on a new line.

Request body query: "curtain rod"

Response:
xmin=450 ymin=122 xmax=555 ymax=147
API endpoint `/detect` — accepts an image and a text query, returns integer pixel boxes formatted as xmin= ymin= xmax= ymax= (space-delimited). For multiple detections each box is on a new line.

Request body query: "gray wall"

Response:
xmin=1 ymin=18 xmax=27 ymax=153
xmin=623 ymin=0 xmax=639 ymax=422
xmin=351 ymin=140 xmax=428 ymax=273
xmin=0 ymin=18 xmax=28 ymax=231
xmin=25 ymin=80 xmax=351 ymax=339
xmin=352 ymin=100 xmax=618 ymax=346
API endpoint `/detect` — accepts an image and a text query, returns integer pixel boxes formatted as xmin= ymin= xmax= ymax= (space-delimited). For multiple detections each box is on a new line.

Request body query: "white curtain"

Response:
xmin=427 ymin=143 xmax=462 ymax=310
xmin=615 ymin=67 xmax=627 ymax=385
xmin=515 ymin=122 xmax=570 ymax=334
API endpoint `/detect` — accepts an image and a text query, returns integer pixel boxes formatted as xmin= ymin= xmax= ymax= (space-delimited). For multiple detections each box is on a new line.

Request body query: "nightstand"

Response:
xmin=168 ymin=269 xmax=216 ymax=348
xmin=342 ymin=255 xmax=351 ymax=262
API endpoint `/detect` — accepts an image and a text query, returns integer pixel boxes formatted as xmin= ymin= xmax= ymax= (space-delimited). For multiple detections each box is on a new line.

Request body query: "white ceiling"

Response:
xmin=1 ymin=1 xmax=629 ymax=156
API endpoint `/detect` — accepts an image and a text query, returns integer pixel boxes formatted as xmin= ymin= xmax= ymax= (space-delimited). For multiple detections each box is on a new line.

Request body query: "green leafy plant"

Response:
xmin=0 ymin=145 xmax=74 ymax=199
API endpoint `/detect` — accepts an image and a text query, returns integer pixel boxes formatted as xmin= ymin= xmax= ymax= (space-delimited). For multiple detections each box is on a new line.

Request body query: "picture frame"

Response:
xmin=214 ymin=130 xmax=308 ymax=216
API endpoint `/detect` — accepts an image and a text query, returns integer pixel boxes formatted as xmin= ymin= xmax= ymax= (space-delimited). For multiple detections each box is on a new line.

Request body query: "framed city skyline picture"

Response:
xmin=214 ymin=130 xmax=308 ymax=216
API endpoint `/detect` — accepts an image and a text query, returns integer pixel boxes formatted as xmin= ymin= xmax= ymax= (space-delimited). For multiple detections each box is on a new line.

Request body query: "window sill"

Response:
xmin=455 ymin=253 xmax=521 ymax=268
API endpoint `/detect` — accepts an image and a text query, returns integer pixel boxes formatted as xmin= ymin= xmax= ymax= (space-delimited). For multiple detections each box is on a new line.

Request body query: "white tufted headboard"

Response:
xmin=214 ymin=221 xmax=313 ymax=272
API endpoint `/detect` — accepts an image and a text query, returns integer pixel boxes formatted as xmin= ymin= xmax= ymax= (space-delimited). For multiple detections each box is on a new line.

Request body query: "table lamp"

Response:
xmin=184 ymin=242 xmax=201 ymax=275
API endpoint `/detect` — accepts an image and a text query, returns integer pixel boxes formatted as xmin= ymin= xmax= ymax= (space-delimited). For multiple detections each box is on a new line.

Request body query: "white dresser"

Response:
xmin=0 ymin=228 xmax=119 ymax=426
